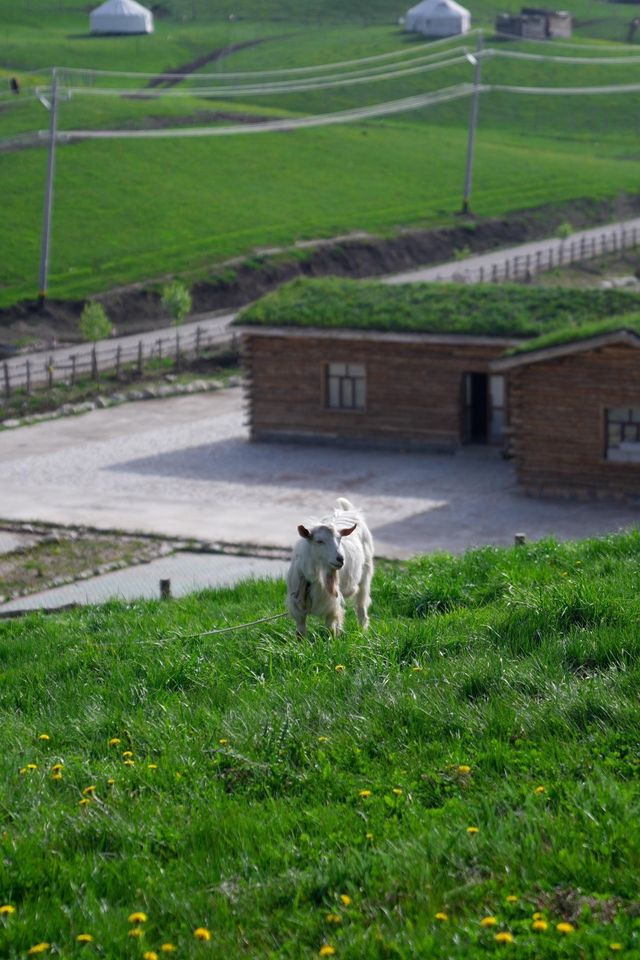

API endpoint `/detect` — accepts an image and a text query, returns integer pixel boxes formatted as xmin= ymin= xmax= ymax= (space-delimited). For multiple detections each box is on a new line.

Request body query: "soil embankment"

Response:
xmin=3 ymin=193 xmax=640 ymax=348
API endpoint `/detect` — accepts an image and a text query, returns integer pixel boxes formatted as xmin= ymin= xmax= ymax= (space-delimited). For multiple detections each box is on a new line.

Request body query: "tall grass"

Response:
xmin=1 ymin=531 xmax=640 ymax=957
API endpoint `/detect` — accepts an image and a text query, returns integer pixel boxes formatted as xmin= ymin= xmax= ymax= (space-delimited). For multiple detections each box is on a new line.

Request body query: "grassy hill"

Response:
xmin=1 ymin=0 xmax=640 ymax=307
xmin=1 ymin=531 xmax=640 ymax=957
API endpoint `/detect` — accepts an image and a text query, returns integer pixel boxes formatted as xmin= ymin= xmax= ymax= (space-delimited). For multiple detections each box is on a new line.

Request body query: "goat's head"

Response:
xmin=297 ymin=521 xmax=357 ymax=570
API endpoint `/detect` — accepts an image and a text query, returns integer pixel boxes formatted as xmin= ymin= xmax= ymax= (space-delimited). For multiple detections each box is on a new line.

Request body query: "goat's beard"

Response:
xmin=325 ymin=569 xmax=339 ymax=598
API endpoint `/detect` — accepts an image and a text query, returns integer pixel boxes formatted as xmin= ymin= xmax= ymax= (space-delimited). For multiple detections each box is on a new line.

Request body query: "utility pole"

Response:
xmin=461 ymin=33 xmax=483 ymax=216
xmin=38 ymin=67 xmax=59 ymax=307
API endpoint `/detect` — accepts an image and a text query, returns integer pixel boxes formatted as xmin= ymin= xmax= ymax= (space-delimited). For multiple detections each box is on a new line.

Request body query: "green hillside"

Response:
xmin=1 ymin=532 xmax=640 ymax=957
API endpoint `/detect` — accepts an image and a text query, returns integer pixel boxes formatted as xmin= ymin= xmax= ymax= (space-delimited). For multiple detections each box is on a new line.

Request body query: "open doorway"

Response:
xmin=463 ymin=373 xmax=505 ymax=444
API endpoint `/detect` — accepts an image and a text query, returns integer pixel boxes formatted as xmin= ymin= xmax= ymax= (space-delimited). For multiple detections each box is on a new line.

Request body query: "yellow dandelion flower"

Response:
xmin=161 ymin=945 xmax=177 ymax=954
xmin=218 ymin=739 xmax=228 ymax=746
xmin=123 ymin=759 xmax=135 ymax=766
xmin=143 ymin=953 xmax=159 ymax=960
xmin=0 ymin=905 xmax=16 ymax=915
xmin=19 ymin=768 xmax=27 ymax=775
xmin=76 ymin=933 xmax=94 ymax=943
xmin=467 ymin=826 xmax=479 ymax=834
xmin=38 ymin=734 xmax=50 ymax=741
xmin=51 ymin=772 xmax=63 ymax=781
xmin=148 ymin=764 xmax=158 ymax=770
xmin=26 ymin=763 xmax=38 ymax=771
xmin=122 ymin=750 xmax=134 ymax=758
xmin=358 ymin=789 xmax=372 ymax=798
xmin=480 ymin=916 xmax=498 ymax=927
xmin=108 ymin=738 xmax=121 ymax=746
xmin=534 ymin=785 xmax=546 ymax=794
xmin=339 ymin=894 xmax=351 ymax=907
xmin=128 ymin=912 xmax=148 ymax=924
xmin=505 ymin=896 xmax=518 ymax=904
xmin=128 ymin=928 xmax=144 ymax=939
xmin=366 ymin=832 xmax=374 ymax=841
xmin=392 ymin=788 xmax=403 ymax=796
xmin=318 ymin=736 xmax=329 ymax=743
xmin=458 ymin=765 xmax=472 ymax=774
xmin=79 ymin=798 xmax=91 ymax=806
xmin=193 ymin=927 xmax=212 ymax=940
xmin=319 ymin=947 xmax=336 ymax=957
xmin=556 ymin=922 xmax=575 ymax=935
xmin=532 ymin=920 xmax=549 ymax=932
xmin=326 ymin=913 xmax=342 ymax=924
xmin=82 ymin=785 xmax=96 ymax=796
xmin=412 ymin=665 xmax=423 ymax=672
xmin=495 ymin=932 xmax=515 ymax=944
xmin=532 ymin=912 xmax=544 ymax=921
xmin=609 ymin=944 xmax=623 ymax=952
xmin=27 ymin=944 xmax=50 ymax=955
xmin=334 ymin=664 xmax=345 ymax=672
xmin=51 ymin=763 xmax=63 ymax=772
xmin=435 ymin=912 xmax=449 ymax=921
xmin=107 ymin=778 xmax=116 ymax=786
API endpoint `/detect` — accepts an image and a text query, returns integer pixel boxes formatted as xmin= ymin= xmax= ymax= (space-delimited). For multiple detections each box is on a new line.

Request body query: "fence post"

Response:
xmin=175 ymin=331 xmax=180 ymax=371
xmin=115 ymin=344 xmax=122 ymax=378
xmin=505 ymin=259 xmax=510 ymax=279
xmin=479 ymin=265 xmax=484 ymax=283
xmin=47 ymin=356 xmax=54 ymax=390
xmin=580 ymin=236 xmax=586 ymax=258
xmin=91 ymin=346 xmax=98 ymax=381
xmin=157 ymin=338 xmax=162 ymax=361
xmin=535 ymin=250 xmax=541 ymax=273
xmin=137 ymin=340 xmax=143 ymax=375
xmin=195 ymin=325 xmax=202 ymax=358
xmin=26 ymin=360 xmax=31 ymax=396
xmin=491 ymin=263 xmax=498 ymax=282
xmin=3 ymin=362 xmax=9 ymax=399
xmin=70 ymin=355 xmax=76 ymax=386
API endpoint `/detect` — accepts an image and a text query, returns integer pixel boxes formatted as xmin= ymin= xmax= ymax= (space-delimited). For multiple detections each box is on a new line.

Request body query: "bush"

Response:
xmin=161 ymin=280 xmax=192 ymax=327
xmin=79 ymin=301 xmax=113 ymax=342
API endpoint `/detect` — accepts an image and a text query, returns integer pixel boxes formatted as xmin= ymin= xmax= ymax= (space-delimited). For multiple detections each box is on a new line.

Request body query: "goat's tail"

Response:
xmin=336 ymin=497 xmax=354 ymax=512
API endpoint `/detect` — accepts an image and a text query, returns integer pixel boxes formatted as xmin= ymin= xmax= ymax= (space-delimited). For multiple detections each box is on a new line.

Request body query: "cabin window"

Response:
xmin=605 ymin=408 xmax=640 ymax=462
xmin=326 ymin=363 xmax=366 ymax=411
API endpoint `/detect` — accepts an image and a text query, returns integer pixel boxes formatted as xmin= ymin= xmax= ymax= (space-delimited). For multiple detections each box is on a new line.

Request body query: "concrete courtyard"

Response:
xmin=1 ymin=386 xmax=638 ymax=560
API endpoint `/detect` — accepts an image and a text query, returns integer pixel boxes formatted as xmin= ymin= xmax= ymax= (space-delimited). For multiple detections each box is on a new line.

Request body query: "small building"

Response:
xmin=496 ymin=7 xmax=572 ymax=39
xmin=237 ymin=278 xmax=640 ymax=503
xmin=90 ymin=0 xmax=154 ymax=35
xmin=405 ymin=0 xmax=471 ymax=37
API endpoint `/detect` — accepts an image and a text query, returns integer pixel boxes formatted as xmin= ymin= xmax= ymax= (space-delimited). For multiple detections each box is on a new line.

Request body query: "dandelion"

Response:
xmin=128 ymin=912 xmax=148 ymax=924
xmin=161 ymin=946 xmax=177 ymax=954
xmin=458 ymin=765 xmax=471 ymax=774
xmin=123 ymin=760 xmax=135 ymax=766
xmin=534 ymin=785 xmax=546 ymax=794
xmin=51 ymin=771 xmax=63 ymax=781
xmin=556 ymin=922 xmax=575 ymax=935
xmin=0 ymin=905 xmax=16 ymax=915
xmin=505 ymin=896 xmax=518 ymax=904
xmin=335 ymin=664 xmax=345 ymax=672
xmin=366 ymin=832 xmax=374 ymax=841
xmin=148 ymin=764 xmax=158 ymax=770
xmin=218 ymin=739 xmax=228 ymax=746
xmin=122 ymin=751 xmax=134 ymax=759
xmin=319 ymin=947 xmax=336 ymax=957
xmin=38 ymin=734 xmax=50 ymax=741
xmin=79 ymin=798 xmax=91 ymax=806
xmin=358 ymin=789 xmax=372 ymax=799
xmin=82 ymin=785 xmax=96 ymax=796
xmin=26 ymin=763 xmax=38 ymax=770
xmin=480 ymin=916 xmax=498 ymax=928
xmin=532 ymin=912 xmax=544 ymax=921
xmin=76 ymin=933 xmax=94 ymax=943
xmin=392 ymin=788 xmax=403 ymax=796
xmin=609 ymin=944 xmax=623 ymax=952
xmin=19 ymin=768 xmax=27 ymax=775
xmin=435 ymin=912 xmax=449 ymax=921
xmin=143 ymin=953 xmax=159 ymax=960
xmin=51 ymin=763 xmax=63 ymax=772
xmin=532 ymin=920 xmax=549 ymax=932
xmin=339 ymin=895 xmax=351 ymax=907
xmin=27 ymin=945 xmax=50 ymax=955
xmin=107 ymin=778 xmax=116 ymax=786
xmin=108 ymin=738 xmax=121 ymax=746
xmin=495 ymin=932 xmax=515 ymax=944
xmin=128 ymin=928 xmax=144 ymax=939
xmin=466 ymin=826 xmax=479 ymax=834
xmin=193 ymin=927 xmax=212 ymax=941
xmin=412 ymin=665 xmax=423 ymax=672
xmin=318 ymin=736 xmax=329 ymax=743
xmin=326 ymin=913 xmax=342 ymax=924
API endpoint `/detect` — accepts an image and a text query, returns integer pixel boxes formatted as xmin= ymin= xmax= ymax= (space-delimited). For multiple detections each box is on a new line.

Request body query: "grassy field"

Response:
xmin=1 ymin=1 xmax=640 ymax=306
xmin=1 ymin=531 xmax=640 ymax=957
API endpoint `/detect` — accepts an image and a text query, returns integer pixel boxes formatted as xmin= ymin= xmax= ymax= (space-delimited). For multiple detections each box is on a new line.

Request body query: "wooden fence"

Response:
xmin=2 ymin=324 xmax=236 ymax=398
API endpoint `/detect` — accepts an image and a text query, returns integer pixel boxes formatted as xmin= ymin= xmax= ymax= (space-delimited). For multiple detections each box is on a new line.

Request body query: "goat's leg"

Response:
xmin=325 ymin=600 xmax=344 ymax=636
xmin=355 ymin=562 xmax=373 ymax=630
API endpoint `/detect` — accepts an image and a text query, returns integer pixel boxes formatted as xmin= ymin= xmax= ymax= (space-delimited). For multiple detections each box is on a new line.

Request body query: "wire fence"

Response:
xmin=2 ymin=324 xmax=237 ymax=397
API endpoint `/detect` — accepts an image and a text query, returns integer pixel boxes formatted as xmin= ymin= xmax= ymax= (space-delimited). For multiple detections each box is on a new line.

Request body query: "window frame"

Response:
xmin=604 ymin=406 xmax=640 ymax=463
xmin=324 ymin=362 xmax=367 ymax=413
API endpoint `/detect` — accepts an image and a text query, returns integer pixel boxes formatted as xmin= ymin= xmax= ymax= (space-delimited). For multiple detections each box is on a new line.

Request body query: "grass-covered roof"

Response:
xmin=237 ymin=277 xmax=640 ymax=343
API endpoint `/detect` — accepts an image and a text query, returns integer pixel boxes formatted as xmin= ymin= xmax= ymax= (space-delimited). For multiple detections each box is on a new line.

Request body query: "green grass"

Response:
xmin=238 ymin=276 xmax=640 ymax=339
xmin=1 ymin=530 xmax=640 ymax=957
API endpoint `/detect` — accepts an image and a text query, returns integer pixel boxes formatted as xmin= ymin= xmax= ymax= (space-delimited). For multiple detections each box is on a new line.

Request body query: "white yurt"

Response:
xmin=405 ymin=0 xmax=470 ymax=37
xmin=90 ymin=0 xmax=154 ymax=35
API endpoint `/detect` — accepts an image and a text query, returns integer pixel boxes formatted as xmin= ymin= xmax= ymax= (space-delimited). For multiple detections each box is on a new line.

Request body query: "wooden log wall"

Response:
xmin=243 ymin=332 xmax=504 ymax=451
xmin=509 ymin=344 xmax=640 ymax=501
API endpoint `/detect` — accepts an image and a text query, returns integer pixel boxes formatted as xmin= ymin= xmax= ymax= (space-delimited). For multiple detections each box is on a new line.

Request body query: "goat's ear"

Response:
xmin=339 ymin=523 xmax=357 ymax=537
xmin=298 ymin=524 xmax=311 ymax=539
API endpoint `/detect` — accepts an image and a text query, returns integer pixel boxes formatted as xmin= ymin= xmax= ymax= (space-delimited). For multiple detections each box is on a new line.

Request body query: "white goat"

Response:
xmin=286 ymin=497 xmax=374 ymax=637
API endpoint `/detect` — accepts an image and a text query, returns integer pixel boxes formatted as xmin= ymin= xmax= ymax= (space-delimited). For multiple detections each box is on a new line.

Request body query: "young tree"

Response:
xmin=79 ymin=301 xmax=112 ymax=342
xmin=161 ymin=281 xmax=192 ymax=369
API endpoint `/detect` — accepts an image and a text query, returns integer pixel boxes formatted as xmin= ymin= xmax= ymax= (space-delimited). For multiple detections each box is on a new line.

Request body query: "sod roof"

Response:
xmin=236 ymin=277 xmax=640 ymax=344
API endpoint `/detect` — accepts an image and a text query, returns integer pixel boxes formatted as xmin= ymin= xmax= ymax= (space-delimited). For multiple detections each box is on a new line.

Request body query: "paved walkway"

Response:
xmin=0 ymin=551 xmax=289 ymax=613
